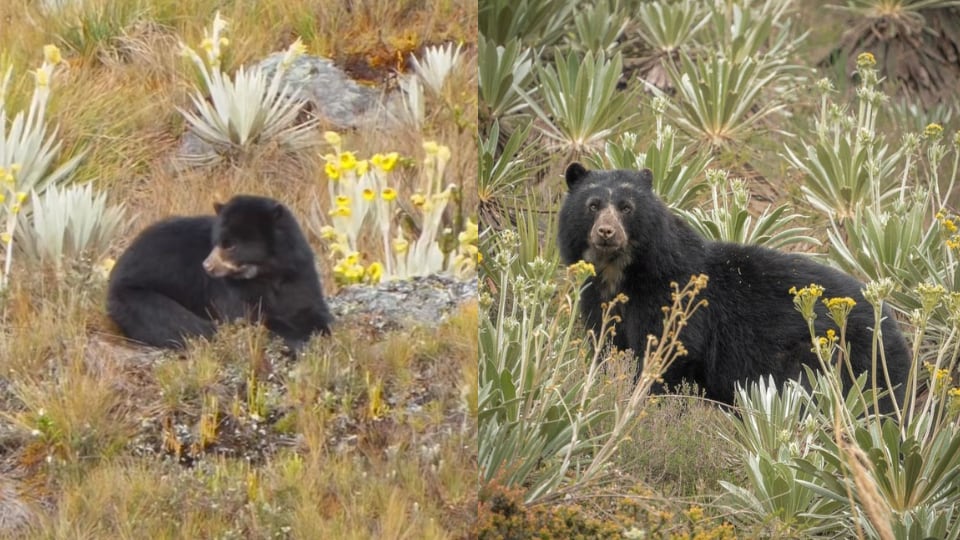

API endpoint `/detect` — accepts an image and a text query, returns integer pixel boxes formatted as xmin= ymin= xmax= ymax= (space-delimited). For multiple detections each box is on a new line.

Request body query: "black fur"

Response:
xmin=107 ymin=195 xmax=333 ymax=350
xmin=558 ymin=164 xmax=911 ymax=410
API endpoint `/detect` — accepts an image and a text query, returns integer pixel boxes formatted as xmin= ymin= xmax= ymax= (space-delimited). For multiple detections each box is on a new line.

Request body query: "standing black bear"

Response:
xmin=558 ymin=163 xmax=911 ymax=410
xmin=108 ymin=195 xmax=333 ymax=350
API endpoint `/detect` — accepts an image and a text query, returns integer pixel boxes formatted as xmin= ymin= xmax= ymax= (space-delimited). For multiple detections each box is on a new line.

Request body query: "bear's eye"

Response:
xmin=588 ymin=201 xmax=600 ymax=212
xmin=619 ymin=204 xmax=633 ymax=214
xmin=221 ymin=239 xmax=235 ymax=251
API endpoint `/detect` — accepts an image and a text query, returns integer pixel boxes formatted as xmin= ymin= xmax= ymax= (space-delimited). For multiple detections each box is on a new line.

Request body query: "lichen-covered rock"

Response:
xmin=329 ymin=275 xmax=477 ymax=333
xmin=256 ymin=53 xmax=393 ymax=128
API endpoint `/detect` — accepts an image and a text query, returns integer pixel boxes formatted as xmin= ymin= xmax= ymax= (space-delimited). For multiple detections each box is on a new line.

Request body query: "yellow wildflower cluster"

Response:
xmin=0 ymin=165 xmax=27 ymax=210
xmin=936 ymin=211 xmax=960 ymax=250
xmin=949 ymin=387 xmax=960 ymax=416
xmin=567 ymin=260 xmax=597 ymax=281
xmin=823 ymin=296 xmax=856 ymax=327
xmin=319 ymin=133 xmax=473 ymax=280
xmin=790 ymin=283 xmax=825 ymax=322
xmin=0 ymin=165 xmax=27 ymax=245
xmin=916 ymin=282 xmax=946 ymax=314
xmin=451 ymin=218 xmax=479 ymax=278
xmin=320 ymin=226 xmax=382 ymax=285
xmin=322 ymin=134 xmax=400 ymax=182
xmin=925 ymin=362 xmax=953 ymax=395
xmin=370 ymin=152 xmax=400 ymax=173
xmin=195 ymin=12 xmax=229 ymax=66
xmin=319 ymin=134 xmax=406 ymax=282
xmin=423 ymin=140 xmax=452 ymax=161
xmin=329 ymin=195 xmax=351 ymax=218
xmin=924 ymin=123 xmax=944 ymax=140
xmin=856 ymin=52 xmax=876 ymax=69
xmin=814 ymin=328 xmax=839 ymax=359
xmin=331 ymin=251 xmax=383 ymax=286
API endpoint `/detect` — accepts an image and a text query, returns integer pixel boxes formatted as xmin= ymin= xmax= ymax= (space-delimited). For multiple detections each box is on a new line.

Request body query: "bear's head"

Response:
xmin=203 ymin=195 xmax=289 ymax=280
xmin=558 ymin=163 xmax=670 ymax=293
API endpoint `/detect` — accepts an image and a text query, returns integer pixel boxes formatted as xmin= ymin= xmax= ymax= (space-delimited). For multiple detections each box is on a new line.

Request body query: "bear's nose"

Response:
xmin=597 ymin=225 xmax=614 ymax=239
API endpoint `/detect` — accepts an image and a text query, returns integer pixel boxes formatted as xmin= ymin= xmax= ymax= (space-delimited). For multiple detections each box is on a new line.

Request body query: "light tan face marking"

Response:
xmin=584 ymin=206 xmax=632 ymax=298
xmin=203 ymin=246 xmax=259 ymax=279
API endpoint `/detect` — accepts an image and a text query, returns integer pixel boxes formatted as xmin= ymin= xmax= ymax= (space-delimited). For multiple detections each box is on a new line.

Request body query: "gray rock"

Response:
xmin=329 ymin=275 xmax=477 ymax=333
xmin=257 ymin=53 xmax=394 ymax=128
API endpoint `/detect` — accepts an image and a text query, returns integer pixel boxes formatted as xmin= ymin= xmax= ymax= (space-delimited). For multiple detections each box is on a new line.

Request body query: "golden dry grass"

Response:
xmin=0 ymin=0 xmax=477 ymax=537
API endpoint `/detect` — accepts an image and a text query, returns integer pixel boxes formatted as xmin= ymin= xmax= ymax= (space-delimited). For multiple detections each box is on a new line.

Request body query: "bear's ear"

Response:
xmin=565 ymin=162 xmax=589 ymax=191
xmin=271 ymin=202 xmax=285 ymax=220
xmin=637 ymin=168 xmax=654 ymax=190
xmin=213 ymin=202 xmax=224 ymax=215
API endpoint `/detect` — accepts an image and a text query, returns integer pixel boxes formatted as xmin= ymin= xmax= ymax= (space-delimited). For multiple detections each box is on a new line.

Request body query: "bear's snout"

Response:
xmin=590 ymin=207 xmax=626 ymax=251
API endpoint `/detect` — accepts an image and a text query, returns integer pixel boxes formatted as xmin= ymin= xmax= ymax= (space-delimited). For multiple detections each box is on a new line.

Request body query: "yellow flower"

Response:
xmin=925 ymin=362 xmax=953 ymax=394
xmin=949 ymin=387 xmax=960 ymax=415
xmin=329 ymin=206 xmax=351 ymax=218
xmin=328 ymin=242 xmax=348 ymax=256
xmin=335 ymin=195 xmax=350 ymax=207
xmin=10 ymin=203 xmax=21 ymax=214
xmin=925 ymin=123 xmax=944 ymax=140
xmin=437 ymin=144 xmax=451 ymax=162
xmin=344 ymin=264 xmax=364 ymax=282
xmin=477 ymin=251 xmax=483 ymax=264
xmin=856 ymin=52 xmax=876 ymax=69
xmin=422 ymin=141 xmax=440 ymax=155
xmin=319 ymin=225 xmax=338 ymax=240
xmin=381 ymin=188 xmax=397 ymax=201
xmin=356 ymin=159 xmax=369 ymax=176
xmin=0 ymin=232 xmax=10 ymax=244
xmin=343 ymin=264 xmax=363 ymax=283
xmin=288 ymin=38 xmax=306 ymax=57
xmin=393 ymin=237 xmax=409 ymax=254
xmin=324 ymin=131 xmax=342 ymax=147
xmin=325 ymin=162 xmax=340 ymax=180
xmin=43 ymin=44 xmax=62 ymax=65
xmin=219 ymin=37 xmax=230 ymax=48
xmin=339 ymin=151 xmax=357 ymax=171
xmin=823 ymin=297 xmax=856 ymax=326
xmin=790 ymin=284 xmax=825 ymax=322
xmin=201 ymin=38 xmax=214 ymax=52
xmin=567 ymin=260 xmax=596 ymax=281
xmin=458 ymin=218 xmax=478 ymax=245
xmin=35 ymin=68 xmax=49 ymax=88
xmin=0 ymin=193 xmax=4 ymax=204
xmin=410 ymin=193 xmax=426 ymax=208
xmin=15 ymin=192 xmax=27 ymax=204
xmin=362 ymin=188 xmax=375 ymax=201
xmin=917 ymin=282 xmax=946 ymax=314
xmin=345 ymin=252 xmax=360 ymax=266
xmin=99 ymin=257 xmax=116 ymax=274
xmin=371 ymin=152 xmax=399 ymax=172
xmin=366 ymin=262 xmax=384 ymax=284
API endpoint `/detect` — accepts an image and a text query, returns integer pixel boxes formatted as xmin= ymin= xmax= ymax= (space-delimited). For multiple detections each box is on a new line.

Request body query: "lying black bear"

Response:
xmin=558 ymin=163 xmax=910 ymax=410
xmin=107 ymin=195 xmax=333 ymax=350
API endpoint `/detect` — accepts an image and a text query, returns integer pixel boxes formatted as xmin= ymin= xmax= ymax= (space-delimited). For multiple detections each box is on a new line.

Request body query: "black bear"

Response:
xmin=107 ymin=194 xmax=333 ymax=350
xmin=558 ymin=163 xmax=911 ymax=410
